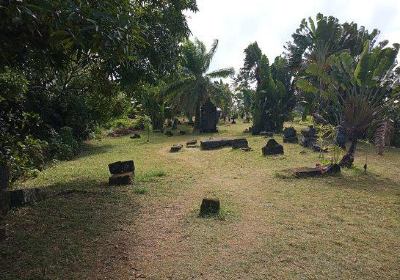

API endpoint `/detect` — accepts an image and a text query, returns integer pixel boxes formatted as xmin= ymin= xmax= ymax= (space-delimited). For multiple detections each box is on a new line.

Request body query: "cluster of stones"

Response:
xmin=283 ymin=127 xmax=298 ymax=143
xmin=108 ymin=160 xmax=134 ymax=185
xmin=262 ymin=139 xmax=284 ymax=156
xmin=1 ymin=167 xmax=47 ymax=242
xmin=200 ymin=138 xmax=248 ymax=150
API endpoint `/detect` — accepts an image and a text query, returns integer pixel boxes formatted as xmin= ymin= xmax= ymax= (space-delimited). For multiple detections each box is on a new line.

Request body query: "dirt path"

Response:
xmin=127 ymin=144 xmax=286 ymax=279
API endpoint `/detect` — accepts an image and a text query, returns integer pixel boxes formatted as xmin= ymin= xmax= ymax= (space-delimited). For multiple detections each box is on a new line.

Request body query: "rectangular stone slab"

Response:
xmin=108 ymin=161 xmax=134 ymax=174
xmin=109 ymin=172 xmax=133 ymax=185
xmin=200 ymin=138 xmax=248 ymax=150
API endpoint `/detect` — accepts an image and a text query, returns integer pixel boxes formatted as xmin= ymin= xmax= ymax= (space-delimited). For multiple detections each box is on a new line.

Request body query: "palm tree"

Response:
xmin=164 ymin=39 xmax=234 ymax=129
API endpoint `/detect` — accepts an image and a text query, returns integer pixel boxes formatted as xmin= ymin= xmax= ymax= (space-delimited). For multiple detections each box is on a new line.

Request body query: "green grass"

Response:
xmin=1 ymin=121 xmax=399 ymax=279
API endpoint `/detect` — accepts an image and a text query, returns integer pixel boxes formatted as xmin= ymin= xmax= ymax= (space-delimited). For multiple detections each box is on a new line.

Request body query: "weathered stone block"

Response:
xmin=262 ymin=139 xmax=284 ymax=156
xmin=200 ymin=99 xmax=218 ymax=133
xmin=200 ymin=138 xmax=248 ymax=150
xmin=130 ymin=133 xmax=141 ymax=139
xmin=186 ymin=140 xmax=198 ymax=148
xmin=200 ymin=198 xmax=220 ymax=215
xmin=170 ymin=144 xmax=183 ymax=153
xmin=109 ymin=172 xmax=133 ymax=185
xmin=108 ymin=161 xmax=134 ymax=175
xmin=232 ymin=139 xmax=249 ymax=149
xmin=284 ymin=163 xmax=341 ymax=177
xmin=283 ymin=127 xmax=298 ymax=143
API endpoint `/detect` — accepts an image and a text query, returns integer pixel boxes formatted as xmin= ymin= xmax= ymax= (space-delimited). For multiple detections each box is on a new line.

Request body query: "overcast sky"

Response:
xmin=186 ymin=0 xmax=400 ymax=81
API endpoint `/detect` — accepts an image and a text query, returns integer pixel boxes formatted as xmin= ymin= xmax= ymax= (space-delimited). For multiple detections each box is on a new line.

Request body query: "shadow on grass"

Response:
xmin=74 ymin=142 xmax=114 ymax=160
xmin=0 ymin=177 xmax=139 ymax=280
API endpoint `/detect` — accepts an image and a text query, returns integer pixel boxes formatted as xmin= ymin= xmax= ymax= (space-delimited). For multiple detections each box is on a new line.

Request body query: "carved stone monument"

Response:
xmin=200 ymin=99 xmax=218 ymax=133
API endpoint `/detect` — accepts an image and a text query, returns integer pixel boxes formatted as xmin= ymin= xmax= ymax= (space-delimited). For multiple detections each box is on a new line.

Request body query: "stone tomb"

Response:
xmin=200 ymin=198 xmax=220 ymax=215
xmin=109 ymin=160 xmax=134 ymax=185
xmin=283 ymin=127 xmax=299 ymax=143
xmin=200 ymin=99 xmax=218 ymax=133
xmin=200 ymin=138 xmax=248 ymax=150
xmin=262 ymin=139 xmax=284 ymax=156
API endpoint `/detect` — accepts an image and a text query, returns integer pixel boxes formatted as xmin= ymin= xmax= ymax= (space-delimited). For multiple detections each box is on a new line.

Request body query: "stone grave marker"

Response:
xmin=109 ymin=160 xmax=134 ymax=185
xmin=262 ymin=139 xmax=284 ymax=156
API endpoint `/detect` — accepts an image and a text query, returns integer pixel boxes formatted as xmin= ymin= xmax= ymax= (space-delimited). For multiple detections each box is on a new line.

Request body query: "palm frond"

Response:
xmin=206 ymin=67 xmax=235 ymax=79
xmin=203 ymin=39 xmax=219 ymax=72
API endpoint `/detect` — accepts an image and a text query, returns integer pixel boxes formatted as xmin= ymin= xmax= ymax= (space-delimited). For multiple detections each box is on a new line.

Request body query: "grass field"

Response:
xmin=1 ymin=121 xmax=399 ymax=280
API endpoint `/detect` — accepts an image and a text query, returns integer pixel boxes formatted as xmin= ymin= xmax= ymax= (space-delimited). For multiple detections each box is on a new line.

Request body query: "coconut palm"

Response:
xmin=164 ymin=39 xmax=234 ymax=129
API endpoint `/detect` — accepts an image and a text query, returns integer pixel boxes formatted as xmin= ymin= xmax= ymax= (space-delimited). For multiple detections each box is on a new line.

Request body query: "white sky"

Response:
xmin=186 ymin=0 xmax=400 ymax=81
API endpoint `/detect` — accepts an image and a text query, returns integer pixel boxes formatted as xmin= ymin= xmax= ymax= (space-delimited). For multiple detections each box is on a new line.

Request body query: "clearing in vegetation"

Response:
xmin=0 ymin=122 xmax=399 ymax=280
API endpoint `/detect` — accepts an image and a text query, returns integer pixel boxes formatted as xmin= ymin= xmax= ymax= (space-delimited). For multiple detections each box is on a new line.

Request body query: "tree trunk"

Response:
xmin=194 ymin=103 xmax=201 ymax=130
xmin=339 ymin=137 xmax=357 ymax=167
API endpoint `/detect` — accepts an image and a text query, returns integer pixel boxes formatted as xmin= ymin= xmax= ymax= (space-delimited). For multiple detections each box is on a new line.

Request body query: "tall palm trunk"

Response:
xmin=194 ymin=103 xmax=201 ymax=130
xmin=339 ymin=137 xmax=357 ymax=167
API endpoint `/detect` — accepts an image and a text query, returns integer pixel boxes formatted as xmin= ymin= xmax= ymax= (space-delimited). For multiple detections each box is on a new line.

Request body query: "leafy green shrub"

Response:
xmin=48 ymin=127 xmax=80 ymax=160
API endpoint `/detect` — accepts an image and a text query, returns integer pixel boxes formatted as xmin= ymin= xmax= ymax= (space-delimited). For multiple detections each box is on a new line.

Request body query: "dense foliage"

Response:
xmin=0 ymin=0 xmax=197 ymax=181
xmin=292 ymin=14 xmax=400 ymax=165
xmin=236 ymin=42 xmax=296 ymax=134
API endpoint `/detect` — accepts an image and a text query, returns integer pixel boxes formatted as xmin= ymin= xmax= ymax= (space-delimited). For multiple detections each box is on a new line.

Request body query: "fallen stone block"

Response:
xmin=109 ymin=172 xmax=133 ymax=185
xmin=200 ymin=138 xmax=248 ymax=150
xmin=130 ymin=133 xmax=141 ymax=139
xmin=200 ymin=198 xmax=220 ymax=215
xmin=170 ymin=144 xmax=183 ymax=153
xmin=109 ymin=161 xmax=134 ymax=175
xmin=232 ymin=139 xmax=249 ymax=149
xmin=284 ymin=164 xmax=341 ymax=177
xmin=262 ymin=139 xmax=284 ymax=156
xmin=186 ymin=140 xmax=198 ymax=148
xmin=241 ymin=147 xmax=252 ymax=152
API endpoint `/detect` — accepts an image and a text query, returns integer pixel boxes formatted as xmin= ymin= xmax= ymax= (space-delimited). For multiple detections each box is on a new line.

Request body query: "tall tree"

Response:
xmin=237 ymin=42 xmax=296 ymax=134
xmin=164 ymin=38 xmax=234 ymax=129
xmin=285 ymin=13 xmax=379 ymax=122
